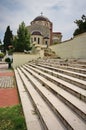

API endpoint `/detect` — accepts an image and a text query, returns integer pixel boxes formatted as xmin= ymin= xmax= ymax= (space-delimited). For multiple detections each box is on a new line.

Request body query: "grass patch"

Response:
xmin=0 ymin=104 xmax=27 ymax=130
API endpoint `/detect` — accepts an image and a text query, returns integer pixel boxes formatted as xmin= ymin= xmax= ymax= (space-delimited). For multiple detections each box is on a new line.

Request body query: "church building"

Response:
xmin=27 ymin=13 xmax=62 ymax=46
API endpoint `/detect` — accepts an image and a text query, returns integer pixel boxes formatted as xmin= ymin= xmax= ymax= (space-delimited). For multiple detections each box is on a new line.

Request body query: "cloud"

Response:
xmin=0 ymin=0 xmax=86 ymax=42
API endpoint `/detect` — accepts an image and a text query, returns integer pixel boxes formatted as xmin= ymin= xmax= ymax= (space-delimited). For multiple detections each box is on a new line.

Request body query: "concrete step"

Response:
xmin=17 ymin=68 xmax=66 ymax=130
xmin=37 ymin=61 xmax=86 ymax=74
xmin=24 ymin=64 xmax=86 ymax=102
xmin=28 ymin=63 xmax=86 ymax=90
xmin=38 ymin=63 xmax=86 ymax=81
xmin=19 ymin=66 xmax=86 ymax=130
xmin=67 ymin=63 xmax=86 ymax=69
xmin=23 ymin=65 xmax=86 ymax=121
xmin=40 ymin=59 xmax=86 ymax=69
xmin=14 ymin=69 xmax=43 ymax=130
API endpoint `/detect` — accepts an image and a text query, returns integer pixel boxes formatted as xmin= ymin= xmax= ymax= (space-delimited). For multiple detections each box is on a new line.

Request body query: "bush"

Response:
xmin=0 ymin=52 xmax=4 ymax=58
xmin=5 ymin=57 xmax=11 ymax=63
xmin=8 ymin=49 xmax=13 ymax=55
xmin=5 ymin=57 xmax=13 ymax=63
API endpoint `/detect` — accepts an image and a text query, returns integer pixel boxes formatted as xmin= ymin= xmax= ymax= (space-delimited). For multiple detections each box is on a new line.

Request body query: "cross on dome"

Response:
xmin=41 ymin=12 xmax=43 ymax=16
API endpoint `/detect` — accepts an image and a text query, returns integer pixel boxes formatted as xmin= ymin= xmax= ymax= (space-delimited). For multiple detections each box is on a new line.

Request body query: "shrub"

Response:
xmin=0 ymin=52 xmax=4 ymax=58
xmin=8 ymin=49 xmax=13 ymax=55
xmin=5 ymin=57 xmax=11 ymax=63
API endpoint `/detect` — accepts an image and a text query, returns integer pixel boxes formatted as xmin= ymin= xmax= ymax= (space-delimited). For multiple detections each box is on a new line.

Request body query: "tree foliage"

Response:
xmin=3 ymin=26 xmax=13 ymax=52
xmin=0 ymin=39 xmax=2 ymax=44
xmin=13 ymin=22 xmax=31 ymax=52
xmin=0 ymin=40 xmax=2 ymax=50
xmin=73 ymin=15 xmax=86 ymax=36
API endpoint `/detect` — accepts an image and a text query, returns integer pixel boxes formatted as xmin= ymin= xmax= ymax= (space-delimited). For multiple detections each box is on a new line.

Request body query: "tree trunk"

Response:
xmin=8 ymin=63 xmax=11 ymax=68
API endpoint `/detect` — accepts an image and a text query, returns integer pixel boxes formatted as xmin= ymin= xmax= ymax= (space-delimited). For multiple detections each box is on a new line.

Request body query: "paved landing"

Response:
xmin=0 ymin=88 xmax=19 ymax=107
xmin=0 ymin=76 xmax=15 ymax=88
xmin=0 ymin=62 xmax=19 ymax=107
xmin=0 ymin=63 xmax=15 ymax=88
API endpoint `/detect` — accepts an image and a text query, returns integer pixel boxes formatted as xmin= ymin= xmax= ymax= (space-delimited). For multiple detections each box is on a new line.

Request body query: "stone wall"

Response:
xmin=50 ymin=32 xmax=86 ymax=59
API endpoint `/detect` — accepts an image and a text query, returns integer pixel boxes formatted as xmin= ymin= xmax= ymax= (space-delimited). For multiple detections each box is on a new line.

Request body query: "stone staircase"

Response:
xmin=14 ymin=58 xmax=86 ymax=130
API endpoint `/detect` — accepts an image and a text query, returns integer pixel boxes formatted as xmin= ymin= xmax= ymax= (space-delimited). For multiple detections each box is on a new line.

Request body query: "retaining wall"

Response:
xmin=13 ymin=50 xmax=44 ymax=68
xmin=50 ymin=33 xmax=86 ymax=59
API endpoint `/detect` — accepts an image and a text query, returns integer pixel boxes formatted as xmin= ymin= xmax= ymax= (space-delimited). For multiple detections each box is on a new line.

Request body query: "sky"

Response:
xmin=0 ymin=0 xmax=86 ymax=42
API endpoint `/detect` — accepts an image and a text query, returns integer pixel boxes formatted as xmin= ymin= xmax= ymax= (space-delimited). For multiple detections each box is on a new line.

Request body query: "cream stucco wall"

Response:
xmin=13 ymin=50 xmax=44 ymax=68
xmin=50 ymin=33 xmax=86 ymax=59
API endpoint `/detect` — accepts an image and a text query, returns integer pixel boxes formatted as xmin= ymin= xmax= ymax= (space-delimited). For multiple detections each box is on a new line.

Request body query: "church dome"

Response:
xmin=31 ymin=31 xmax=42 ymax=36
xmin=32 ymin=14 xmax=51 ymax=22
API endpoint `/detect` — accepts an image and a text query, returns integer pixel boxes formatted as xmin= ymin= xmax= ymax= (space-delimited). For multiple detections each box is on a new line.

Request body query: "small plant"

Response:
xmin=8 ymin=49 xmax=13 ymax=55
xmin=8 ymin=47 xmax=14 ymax=55
xmin=54 ymin=42 xmax=58 ymax=45
xmin=0 ymin=52 xmax=4 ymax=58
xmin=5 ymin=57 xmax=11 ymax=63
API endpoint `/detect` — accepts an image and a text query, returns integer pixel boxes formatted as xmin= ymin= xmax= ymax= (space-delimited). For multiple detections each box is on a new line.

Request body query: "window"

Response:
xmin=45 ymin=41 xmax=48 ymax=45
xmin=45 ymin=41 xmax=48 ymax=47
xmin=38 ymin=38 xmax=40 ymax=44
xmin=34 ymin=37 xmax=36 ymax=41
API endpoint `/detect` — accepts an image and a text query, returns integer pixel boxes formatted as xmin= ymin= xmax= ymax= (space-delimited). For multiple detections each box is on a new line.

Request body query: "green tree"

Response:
xmin=0 ymin=40 xmax=4 ymax=52
xmin=13 ymin=22 xmax=31 ymax=52
xmin=0 ymin=39 xmax=2 ymax=50
xmin=0 ymin=39 xmax=1 ymax=44
xmin=73 ymin=15 xmax=86 ymax=36
xmin=3 ymin=26 xmax=13 ymax=52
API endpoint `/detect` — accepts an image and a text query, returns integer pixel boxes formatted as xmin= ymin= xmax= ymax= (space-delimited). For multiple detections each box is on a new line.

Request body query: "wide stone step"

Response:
xmin=17 ymin=68 xmax=66 ymax=130
xmin=28 ymin=63 xmax=86 ymax=90
xmin=23 ymin=65 xmax=86 ymax=121
xmin=25 ymin=64 xmax=86 ymax=102
xmin=14 ymin=69 xmax=43 ymax=130
xmin=37 ymin=61 xmax=86 ymax=74
xmin=40 ymin=59 xmax=86 ymax=69
xmin=35 ymin=63 xmax=86 ymax=81
xmin=67 ymin=63 xmax=86 ymax=69
xmin=56 ymin=65 xmax=86 ymax=74
xmin=19 ymin=66 xmax=86 ymax=130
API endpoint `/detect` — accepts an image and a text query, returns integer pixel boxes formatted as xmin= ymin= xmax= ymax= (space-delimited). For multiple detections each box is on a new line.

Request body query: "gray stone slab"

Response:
xmin=17 ymin=68 xmax=66 ymax=130
xmin=23 ymin=65 xmax=86 ymax=120
xmin=15 ymin=69 xmax=43 ymax=130
xmin=25 ymin=65 xmax=86 ymax=102
xmin=20 ymin=66 xmax=86 ymax=130
xmin=28 ymin=63 xmax=86 ymax=89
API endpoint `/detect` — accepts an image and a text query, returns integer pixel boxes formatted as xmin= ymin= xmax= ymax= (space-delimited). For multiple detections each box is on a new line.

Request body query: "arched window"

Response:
xmin=45 ymin=41 xmax=48 ymax=48
xmin=45 ymin=41 xmax=48 ymax=45
xmin=38 ymin=38 xmax=40 ymax=44
xmin=34 ymin=37 xmax=36 ymax=41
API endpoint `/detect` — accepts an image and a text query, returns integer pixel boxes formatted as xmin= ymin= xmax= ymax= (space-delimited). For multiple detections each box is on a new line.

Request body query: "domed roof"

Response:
xmin=31 ymin=31 xmax=42 ymax=36
xmin=32 ymin=15 xmax=51 ymax=22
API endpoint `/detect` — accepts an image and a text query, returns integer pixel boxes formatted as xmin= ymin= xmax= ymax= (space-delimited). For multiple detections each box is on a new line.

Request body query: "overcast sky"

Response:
xmin=0 ymin=0 xmax=86 ymax=42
